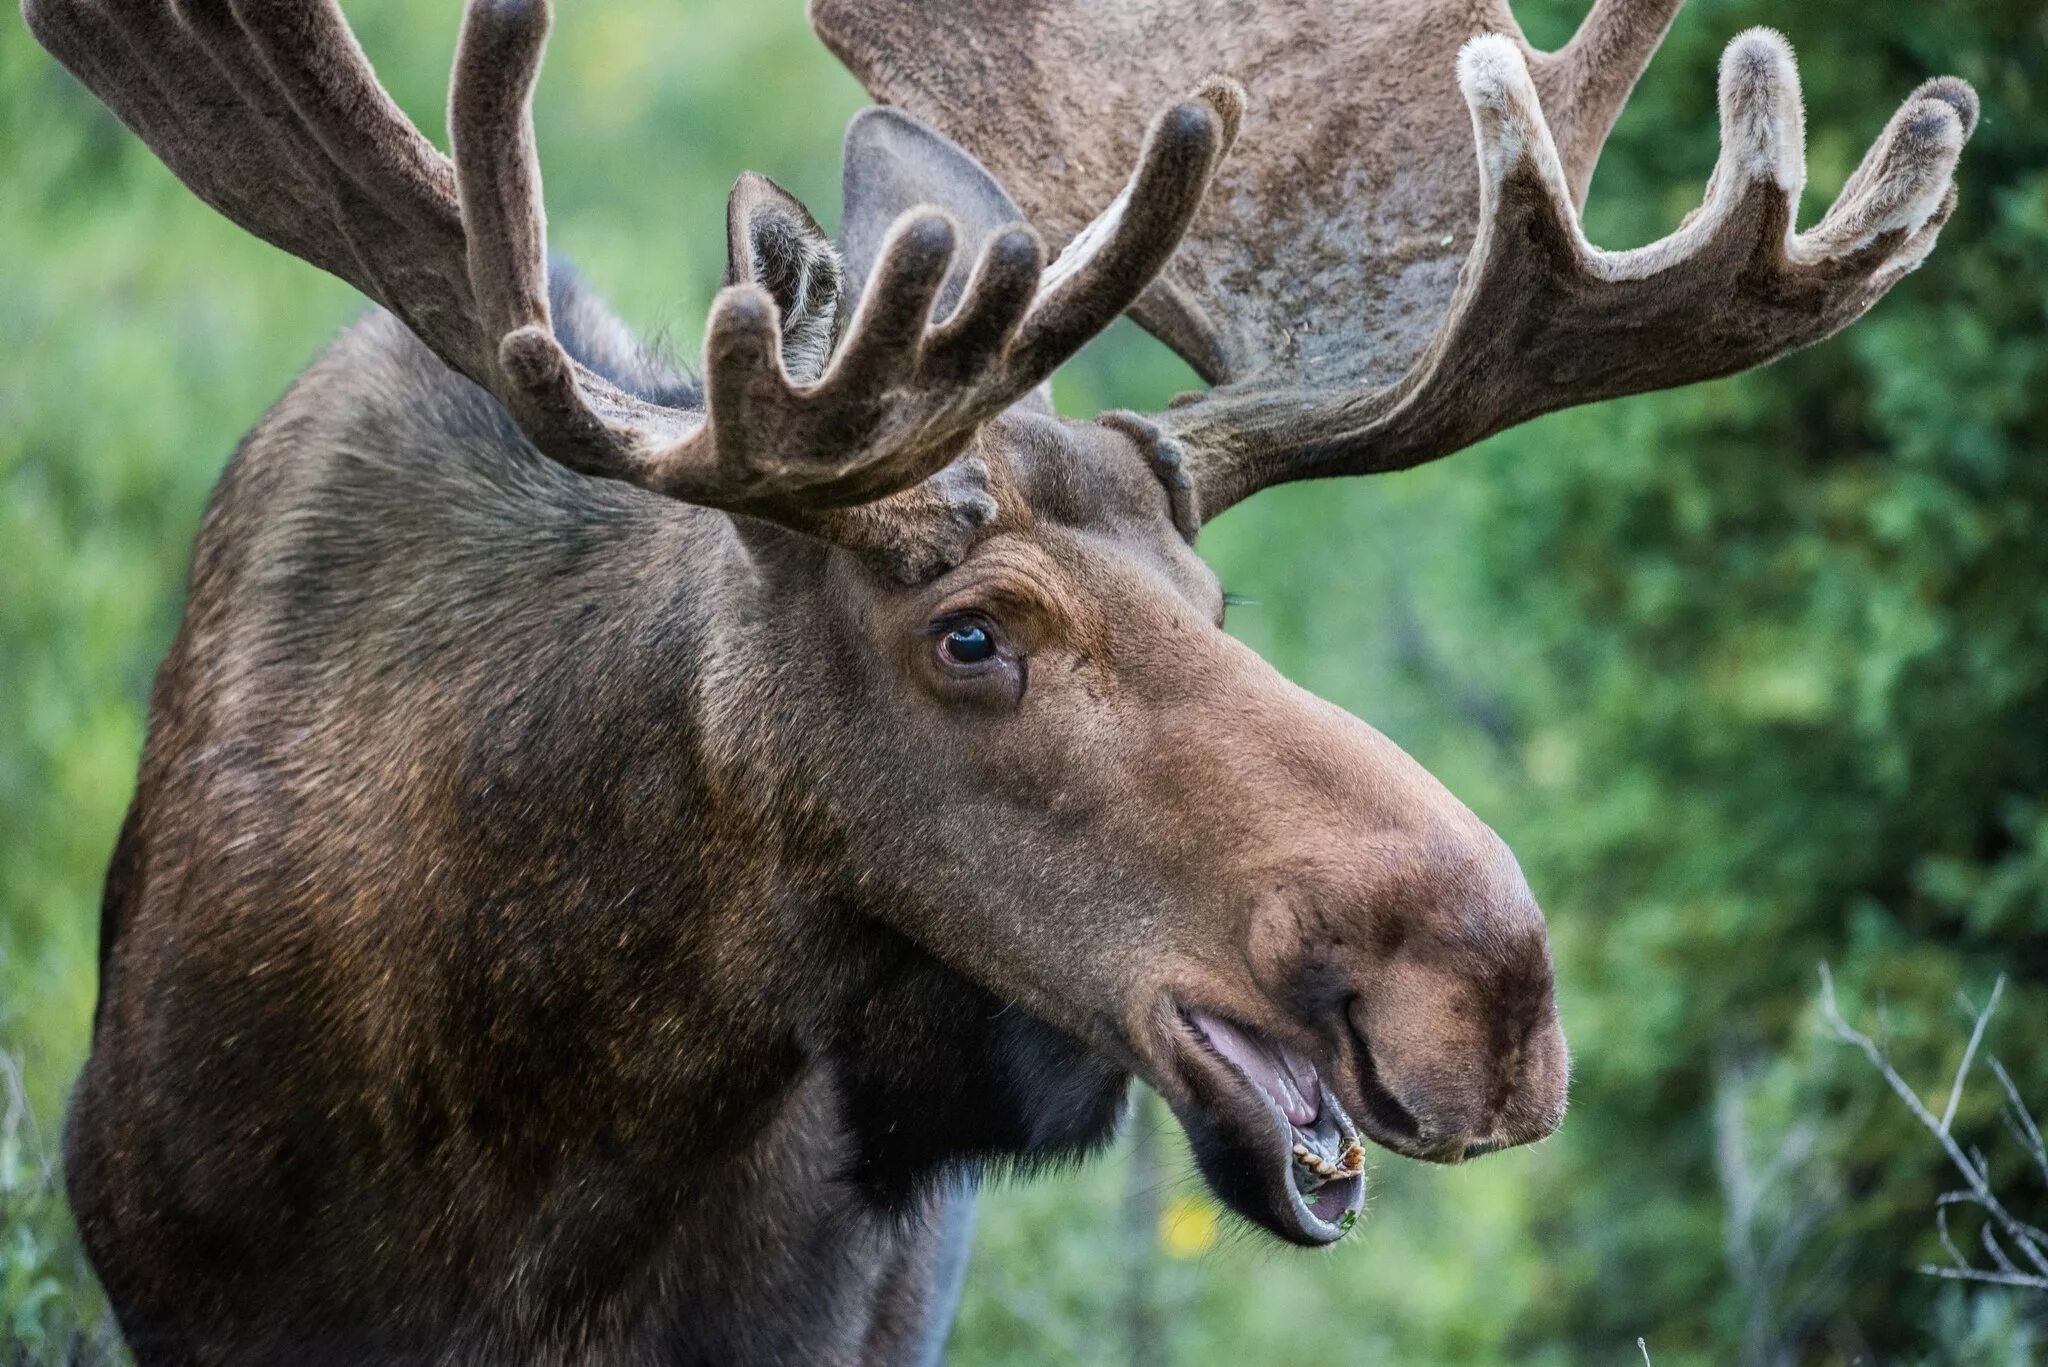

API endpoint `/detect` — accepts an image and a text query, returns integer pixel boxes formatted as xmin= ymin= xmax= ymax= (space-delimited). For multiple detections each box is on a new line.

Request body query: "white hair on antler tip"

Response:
xmin=1459 ymin=37 xmax=1545 ymax=189
xmin=1795 ymin=81 xmax=1968 ymax=264
xmin=1456 ymin=35 xmax=1582 ymax=229
xmin=1714 ymin=28 xmax=1806 ymax=202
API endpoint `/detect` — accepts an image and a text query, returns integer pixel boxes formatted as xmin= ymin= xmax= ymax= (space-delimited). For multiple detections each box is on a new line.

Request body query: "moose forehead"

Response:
xmin=958 ymin=408 xmax=1219 ymax=612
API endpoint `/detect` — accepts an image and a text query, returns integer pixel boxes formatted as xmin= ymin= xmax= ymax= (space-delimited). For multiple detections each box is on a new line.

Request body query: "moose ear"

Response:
xmin=725 ymin=173 xmax=844 ymax=384
xmin=840 ymin=106 xmax=1052 ymax=412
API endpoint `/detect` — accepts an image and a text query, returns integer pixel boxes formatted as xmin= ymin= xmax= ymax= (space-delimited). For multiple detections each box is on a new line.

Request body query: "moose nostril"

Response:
xmin=1353 ymin=1035 xmax=1422 ymax=1142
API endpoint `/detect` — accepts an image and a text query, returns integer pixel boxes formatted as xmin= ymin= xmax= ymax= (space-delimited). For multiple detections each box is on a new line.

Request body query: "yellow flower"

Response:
xmin=1159 ymin=1194 xmax=1220 ymax=1259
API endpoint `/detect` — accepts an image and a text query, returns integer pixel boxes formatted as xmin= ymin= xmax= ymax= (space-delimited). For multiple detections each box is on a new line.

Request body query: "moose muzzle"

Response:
xmin=1138 ymin=665 xmax=1569 ymax=1245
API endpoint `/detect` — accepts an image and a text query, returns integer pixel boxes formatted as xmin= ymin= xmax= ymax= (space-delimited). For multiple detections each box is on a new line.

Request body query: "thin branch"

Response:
xmin=1756 ymin=1122 xmax=1818 ymax=1197
xmin=1935 ymin=1200 xmax=1971 ymax=1271
xmin=1916 ymin=1264 xmax=2048 ymax=1290
xmin=1981 ymin=1220 xmax=2021 ymax=1276
xmin=1819 ymin=966 xmax=1962 ymax=1158
xmin=2001 ymin=1111 xmax=2039 ymax=1176
xmin=1942 ymin=979 xmax=2004 ymax=1136
xmin=1763 ymin=1201 xmax=1824 ymax=1288
xmin=1817 ymin=964 xmax=2048 ymax=1289
xmin=1989 ymin=1056 xmax=2048 ymax=1188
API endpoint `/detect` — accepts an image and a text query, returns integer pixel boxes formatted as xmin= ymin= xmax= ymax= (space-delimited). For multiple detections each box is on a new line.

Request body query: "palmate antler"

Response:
xmin=24 ymin=0 xmax=1234 ymax=541
xmin=814 ymin=0 xmax=1977 ymax=522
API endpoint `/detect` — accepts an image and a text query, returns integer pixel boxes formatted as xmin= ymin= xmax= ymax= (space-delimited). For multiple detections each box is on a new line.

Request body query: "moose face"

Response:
xmin=768 ymin=408 xmax=1568 ymax=1244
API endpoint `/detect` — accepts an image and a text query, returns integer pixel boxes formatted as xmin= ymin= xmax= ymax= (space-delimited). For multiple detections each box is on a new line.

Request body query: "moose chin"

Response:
xmin=24 ymin=0 xmax=1973 ymax=1360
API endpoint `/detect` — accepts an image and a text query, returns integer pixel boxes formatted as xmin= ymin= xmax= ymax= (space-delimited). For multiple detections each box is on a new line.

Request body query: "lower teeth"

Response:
xmin=1291 ymin=1137 xmax=1365 ymax=1189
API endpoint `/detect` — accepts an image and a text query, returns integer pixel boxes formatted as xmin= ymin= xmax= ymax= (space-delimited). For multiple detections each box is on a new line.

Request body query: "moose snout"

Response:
xmin=1343 ymin=963 xmax=1568 ymax=1163
xmin=1220 ymin=686 xmax=1570 ymax=1163
xmin=1269 ymin=830 xmax=1569 ymax=1163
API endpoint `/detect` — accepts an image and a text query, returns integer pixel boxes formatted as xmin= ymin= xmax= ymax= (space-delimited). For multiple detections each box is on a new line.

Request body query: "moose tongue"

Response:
xmin=1188 ymin=1012 xmax=1321 ymax=1128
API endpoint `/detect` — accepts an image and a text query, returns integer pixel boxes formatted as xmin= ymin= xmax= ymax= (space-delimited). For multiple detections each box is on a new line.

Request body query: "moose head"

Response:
xmin=28 ymin=0 xmax=1973 ymax=1351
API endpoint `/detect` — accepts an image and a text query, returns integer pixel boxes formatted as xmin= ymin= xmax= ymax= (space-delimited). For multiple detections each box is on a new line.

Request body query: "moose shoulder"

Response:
xmin=24 ymin=0 xmax=1972 ymax=1361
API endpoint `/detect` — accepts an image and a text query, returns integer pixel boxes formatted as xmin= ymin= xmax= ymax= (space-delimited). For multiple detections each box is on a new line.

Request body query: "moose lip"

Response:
xmin=1169 ymin=1009 xmax=1366 ymax=1245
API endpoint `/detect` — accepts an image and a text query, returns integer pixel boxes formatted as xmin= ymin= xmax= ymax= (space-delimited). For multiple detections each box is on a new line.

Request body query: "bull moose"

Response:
xmin=21 ymin=0 xmax=1974 ymax=1360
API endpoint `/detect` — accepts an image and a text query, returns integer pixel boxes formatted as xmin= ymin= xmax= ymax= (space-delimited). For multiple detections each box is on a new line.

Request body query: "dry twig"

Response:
xmin=1817 ymin=965 xmax=2047 ymax=1293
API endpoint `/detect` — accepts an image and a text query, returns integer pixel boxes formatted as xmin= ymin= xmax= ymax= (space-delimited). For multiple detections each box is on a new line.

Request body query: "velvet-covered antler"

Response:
xmin=24 ymin=0 xmax=1237 ymax=537
xmin=813 ymin=0 xmax=1976 ymax=522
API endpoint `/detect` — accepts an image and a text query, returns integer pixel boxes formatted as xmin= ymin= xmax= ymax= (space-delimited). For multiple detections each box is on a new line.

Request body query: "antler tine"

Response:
xmin=1171 ymin=26 xmax=1975 ymax=520
xmin=1009 ymin=81 xmax=1244 ymax=380
xmin=684 ymin=213 xmax=967 ymax=513
xmin=1797 ymin=76 xmax=1976 ymax=271
xmin=923 ymin=226 xmax=1046 ymax=392
xmin=451 ymin=0 xmax=553 ymax=388
xmin=817 ymin=214 xmax=963 ymax=410
xmin=448 ymin=0 xmax=687 ymax=479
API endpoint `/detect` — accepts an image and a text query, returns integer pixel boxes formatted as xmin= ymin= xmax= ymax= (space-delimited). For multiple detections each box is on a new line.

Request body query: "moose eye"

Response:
xmin=938 ymin=621 xmax=997 ymax=667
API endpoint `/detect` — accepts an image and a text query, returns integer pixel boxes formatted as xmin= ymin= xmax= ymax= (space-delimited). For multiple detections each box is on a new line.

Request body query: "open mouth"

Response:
xmin=1167 ymin=1009 xmax=1366 ymax=1245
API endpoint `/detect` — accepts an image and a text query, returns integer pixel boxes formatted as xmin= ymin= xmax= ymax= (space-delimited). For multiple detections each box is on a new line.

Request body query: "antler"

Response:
xmin=24 ymin=0 xmax=1234 ymax=536
xmin=814 ymin=0 xmax=1977 ymax=523
xmin=1166 ymin=29 xmax=1975 ymax=515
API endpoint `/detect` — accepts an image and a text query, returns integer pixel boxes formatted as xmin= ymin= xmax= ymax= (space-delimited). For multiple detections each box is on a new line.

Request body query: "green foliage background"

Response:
xmin=2 ymin=0 xmax=2044 ymax=1362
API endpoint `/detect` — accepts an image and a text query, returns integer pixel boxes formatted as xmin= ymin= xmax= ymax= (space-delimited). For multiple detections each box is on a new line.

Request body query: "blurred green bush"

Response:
xmin=2 ymin=1 xmax=2043 ymax=1363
